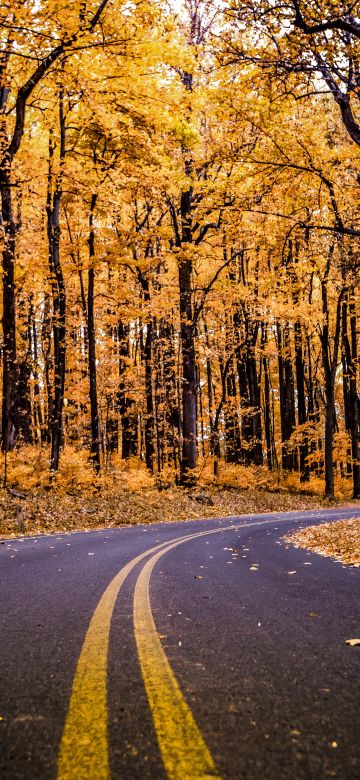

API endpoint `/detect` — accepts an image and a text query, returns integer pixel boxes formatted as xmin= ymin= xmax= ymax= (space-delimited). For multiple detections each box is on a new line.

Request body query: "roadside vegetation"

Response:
xmin=0 ymin=446 xmax=357 ymax=538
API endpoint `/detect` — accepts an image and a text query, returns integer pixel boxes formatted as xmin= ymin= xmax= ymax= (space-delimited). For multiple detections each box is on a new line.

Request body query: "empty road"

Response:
xmin=0 ymin=506 xmax=359 ymax=779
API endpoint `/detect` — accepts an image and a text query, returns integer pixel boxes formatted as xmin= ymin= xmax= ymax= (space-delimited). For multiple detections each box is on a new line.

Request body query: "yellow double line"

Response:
xmin=56 ymin=519 xmax=279 ymax=779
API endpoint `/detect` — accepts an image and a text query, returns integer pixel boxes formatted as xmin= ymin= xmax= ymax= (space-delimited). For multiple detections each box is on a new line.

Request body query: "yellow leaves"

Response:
xmin=171 ymin=117 xmax=201 ymax=151
xmin=345 ymin=639 xmax=360 ymax=647
xmin=0 ymin=454 xmax=333 ymax=539
xmin=285 ymin=518 xmax=360 ymax=567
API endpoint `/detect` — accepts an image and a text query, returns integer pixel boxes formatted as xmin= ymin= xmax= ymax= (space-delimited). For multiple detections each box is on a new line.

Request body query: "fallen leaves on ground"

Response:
xmin=0 ymin=482 xmax=353 ymax=538
xmin=345 ymin=639 xmax=360 ymax=647
xmin=284 ymin=518 xmax=360 ymax=566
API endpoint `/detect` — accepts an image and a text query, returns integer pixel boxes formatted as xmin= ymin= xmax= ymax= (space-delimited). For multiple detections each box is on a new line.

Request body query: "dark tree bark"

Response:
xmin=319 ymin=270 xmax=344 ymax=498
xmin=16 ymin=302 xmax=33 ymax=443
xmin=179 ymin=268 xmax=197 ymax=479
xmin=46 ymin=106 xmax=66 ymax=474
xmin=236 ymin=331 xmax=263 ymax=465
xmin=118 ymin=321 xmax=138 ymax=459
xmin=277 ymin=322 xmax=297 ymax=471
xmin=0 ymin=163 xmax=18 ymax=452
xmin=294 ymin=320 xmax=309 ymax=481
xmin=224 ymin=356 xmax=241 ymax=463
xmin=40 ymin=293 xmax=53 ymax=443
xmin=231 ymin=253 xmax=263 ymax=466
xmin=341 ymin=290 xmax=360 ymax=498
xmin=161 ymin=320 xmax=180 ymax=469
xmin=137 ymin=272 xmax=155 ymax=472
xmin=30 ymin=300 xmax=45 ymax=443
xmin=261 ymin=323 xmax=275 ymax=470
xmin=87 ymin=194 xmax=100 ymax=473
xmin=223 ymin=314 xmax=241 ymax=463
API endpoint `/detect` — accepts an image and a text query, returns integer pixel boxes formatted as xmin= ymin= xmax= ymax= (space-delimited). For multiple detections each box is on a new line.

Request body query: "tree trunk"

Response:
xmin=47 ymin=114 xmax=66 ymax=474
xmin=16 ymin=302 xmax=33 ymax=443
xmin=342 ymin=291 xmax=360 ymax=497
xmin=179 ymin=257 xmax=197 ymax=481
xmin=262 ymin=324 xmax=274 ymax=470
xmin=161 ymin=321 xmax=180 ymax=468
xmin=294 ymin=320 xmax=309 ymax=481
xmin=320 ymin=279 xmax=343 ymax=499
xmin=277 ymin=322 xmax=297 ymax=471
xmin=1 ymin=164 xmax=18 ymax=452
xmin=41 ymin=293 xmax=53 ymax=443
xmin=30 ymin=301 xmax=45 ymax=443
xmin=178 ymin=175 xmax=197 ymax=481
xmin=137 ymin=272 xmax=155 ymax=472
xmin=87 ymin=193 xmax=100 ymax=473
xmin=224 ymin=314 xmax=241 ymax=463
xmin=118 ymin=321 xmax=138 ymax=459
xmin=246 ymin=347 xmax=263 ymax=465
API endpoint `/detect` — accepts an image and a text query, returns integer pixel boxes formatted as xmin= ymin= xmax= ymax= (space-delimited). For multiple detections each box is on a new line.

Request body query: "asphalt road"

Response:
xmin=0 ymin=506 xmax=359 ymax=780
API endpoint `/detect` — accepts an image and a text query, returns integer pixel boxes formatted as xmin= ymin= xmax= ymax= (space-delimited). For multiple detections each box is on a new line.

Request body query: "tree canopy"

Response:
xmin=0 ymin=0 xmax=359 ymax=499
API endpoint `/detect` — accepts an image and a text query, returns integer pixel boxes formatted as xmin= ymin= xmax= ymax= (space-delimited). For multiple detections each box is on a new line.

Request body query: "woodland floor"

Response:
xmin=0 ymin=446 xmax=359 ymax=565
xmin=0 ymin=482 xmax=336 ymax=539
xmin=285 ymin=518 xmax=360 ymax=567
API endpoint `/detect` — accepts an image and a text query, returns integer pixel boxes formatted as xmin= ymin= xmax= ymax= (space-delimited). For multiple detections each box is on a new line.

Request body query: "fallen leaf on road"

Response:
xmin=308 ymin=612 xmax=320 ymax=619
xmin=345 ymin=638 xmax=360 ymax=647
xmin=194 ymin=575 xmax=203 ymax=579
xmin=288 ymin=571 xmax=296 ymax=575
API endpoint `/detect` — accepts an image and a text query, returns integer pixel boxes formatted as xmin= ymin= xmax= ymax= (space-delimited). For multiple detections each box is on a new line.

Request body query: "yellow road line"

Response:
xmin=134 ymin=536 xmax=221 ymax=779
xmin=57 ymin=516 xmax=290 ymax=779
xmin=57 ymin=540 xmax=173 ymax=780
xmin=57 ymin=529 xmax=222 ymax=779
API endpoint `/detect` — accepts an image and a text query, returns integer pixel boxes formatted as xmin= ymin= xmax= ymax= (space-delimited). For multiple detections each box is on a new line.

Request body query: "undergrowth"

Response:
xmin=1 ymin=445 xmax=355 ymax=499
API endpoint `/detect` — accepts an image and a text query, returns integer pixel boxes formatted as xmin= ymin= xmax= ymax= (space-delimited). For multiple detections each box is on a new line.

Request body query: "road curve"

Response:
xmin=0 ymin=506 xmax=359 ymax=779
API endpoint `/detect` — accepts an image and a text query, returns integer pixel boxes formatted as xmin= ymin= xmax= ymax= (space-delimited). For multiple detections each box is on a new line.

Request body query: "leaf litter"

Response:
xmin=1 ymin=483 xmax=351 ymax=539
xmin=284 ymin=517 xmax=360 ymax=567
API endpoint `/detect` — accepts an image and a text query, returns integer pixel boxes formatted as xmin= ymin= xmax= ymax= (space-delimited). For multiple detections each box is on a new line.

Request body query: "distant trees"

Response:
xmin=0 ymin=0 xmax=359 ymax=498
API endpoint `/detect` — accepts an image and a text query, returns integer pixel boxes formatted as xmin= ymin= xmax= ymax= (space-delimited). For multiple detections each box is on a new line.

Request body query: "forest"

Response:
xmin=0 ymin=0 xmax=359 ymax=504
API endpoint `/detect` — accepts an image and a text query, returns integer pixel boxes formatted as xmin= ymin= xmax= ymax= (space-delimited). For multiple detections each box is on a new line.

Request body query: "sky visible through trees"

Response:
xmin=0 ymin=0 xmax=359 ymax=499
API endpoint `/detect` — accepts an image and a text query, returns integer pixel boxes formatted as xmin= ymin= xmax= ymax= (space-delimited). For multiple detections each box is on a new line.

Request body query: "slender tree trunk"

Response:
xmin=342 ymin=291 xmax=360 ymax=497
xmin=31 ymin=302 xmax=44 ymax=443
xmin=16 ymin=302 xmax=33 ymax=443
xmin=179 ymin=234 xmax=197 ymax=481
xmin=137 ymin=271 xmax=155 ymax=472
xmin=320 ymin=280 xmax=343 ymax=499
xmin=234 ymin=307 xmax=262 ymax=465
xmin=1 ymin=163 xmax=17 ymax=452
xmin=197 ymin=363 xmax=206 ymax=459
xmin=161 ymin=321 xmax=180 ymax=468
xmin=262 ymin=324 xmax=274 ymax=470
xmin=144 ymin=318 xmax=155 ymax=471
xmin=118 ymin=321 xmax=138 ymax=458
xmin=246 ymin=346 xmax=263 ymax=465
xmin=277 ymin=322 xmax=297 ymax=471
xmin=294 ymin=320 xmax=309 ymax=481
xmin=47 ymin=106 xmax=66 ymax=474
xmin=87 ymin=193 xmax=100 ymax=472
xmin=224 ymin=314 xmax=241 ymax=462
